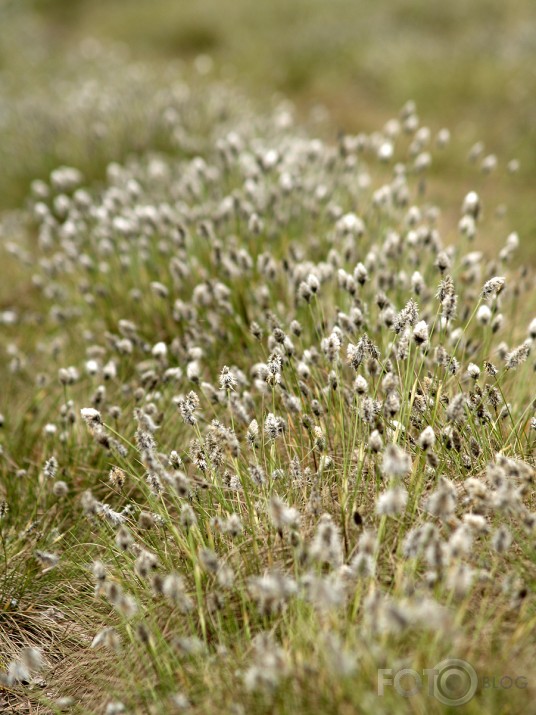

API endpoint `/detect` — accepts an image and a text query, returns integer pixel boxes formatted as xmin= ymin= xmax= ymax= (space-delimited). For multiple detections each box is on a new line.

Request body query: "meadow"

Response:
xmin=0 ymin=2 xmax=535 ymax=713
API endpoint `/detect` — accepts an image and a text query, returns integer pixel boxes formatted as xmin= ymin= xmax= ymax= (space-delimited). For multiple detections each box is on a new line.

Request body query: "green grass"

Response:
xmin=0 ymin=2 xmax=535 ymax=713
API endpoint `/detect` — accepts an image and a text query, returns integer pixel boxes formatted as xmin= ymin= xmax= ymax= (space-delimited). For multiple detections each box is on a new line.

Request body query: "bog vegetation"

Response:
xmin=0 ymin=26 xmax=535 ymax=715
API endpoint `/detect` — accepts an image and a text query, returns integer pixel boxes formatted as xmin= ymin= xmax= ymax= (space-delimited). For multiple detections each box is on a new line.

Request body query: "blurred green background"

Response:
xmin=1 ymin=0 xmax=535 ymax=255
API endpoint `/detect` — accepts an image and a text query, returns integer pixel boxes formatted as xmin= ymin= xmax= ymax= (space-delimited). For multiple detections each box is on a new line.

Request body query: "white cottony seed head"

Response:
xmin=80 ymin=407 xmax=102 ymax=426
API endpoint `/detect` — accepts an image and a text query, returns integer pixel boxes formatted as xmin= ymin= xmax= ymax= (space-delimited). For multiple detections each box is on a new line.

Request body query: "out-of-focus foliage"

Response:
xmin=1 ymin=0 xmax=535 ymax=249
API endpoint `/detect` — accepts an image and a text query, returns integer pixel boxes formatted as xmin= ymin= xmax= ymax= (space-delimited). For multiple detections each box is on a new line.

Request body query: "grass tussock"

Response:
xmin=0 ymin=42 xmax=535 ymax=715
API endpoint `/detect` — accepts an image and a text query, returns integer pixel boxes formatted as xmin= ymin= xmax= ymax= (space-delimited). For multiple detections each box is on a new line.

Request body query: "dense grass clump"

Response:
xmin=0 ymin=64 xmax=535 ymax=714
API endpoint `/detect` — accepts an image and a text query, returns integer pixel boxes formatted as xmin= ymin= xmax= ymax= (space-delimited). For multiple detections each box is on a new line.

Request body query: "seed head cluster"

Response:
xmin=0 ymin=73 xmax=534 ymax=714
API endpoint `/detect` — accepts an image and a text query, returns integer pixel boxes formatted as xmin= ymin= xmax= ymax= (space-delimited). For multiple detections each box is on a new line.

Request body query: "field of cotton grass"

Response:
xmin=1 ymin=9 xmax=536 ymax=715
